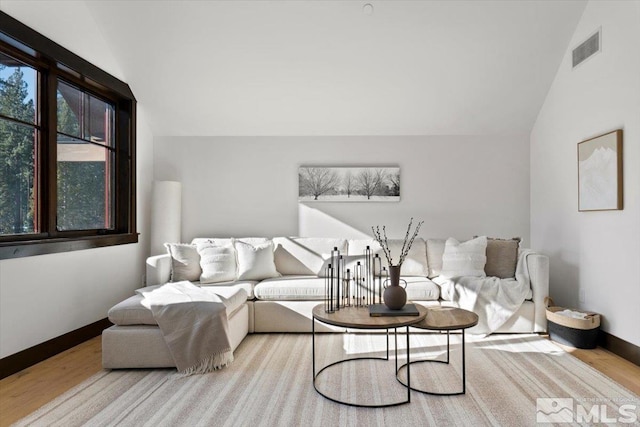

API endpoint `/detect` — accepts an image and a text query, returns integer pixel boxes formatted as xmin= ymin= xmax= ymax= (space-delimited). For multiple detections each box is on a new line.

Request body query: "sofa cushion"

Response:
xmin=196 ymin=243 xmax=237 ymax=283
xmin=347 ymin=238 xmax=428 ymax=277
xmin=235 ymin=240 xmax=280 ymax=281
xmin=350 ymin=276 xmax=440 ymax=301
xmin=164 ymin=243 xmax=201 ymax=282
xmin=108 ymin=294 xmax=157 ymax=325
xmin=402 ymin=277 xmax=440 ymax=301
xmin=273 ymin=237 xmax=348 ymax=276
xmin=426 ymin=238 xmax=446 ymax=278
xmin=484 ymin=237 xmax=521 ymax=279
xmin=253 ymin=275 xmax=439 ymax=302
xmin=254 ymin=276 xmax=326 ymax=300
xmin=199 ymin=280 xmax=258 ymax=299
xmin=110 ymin=285 xmax=249 ymax=326
xmin=440 ymin=236 xmax=487 ymax=278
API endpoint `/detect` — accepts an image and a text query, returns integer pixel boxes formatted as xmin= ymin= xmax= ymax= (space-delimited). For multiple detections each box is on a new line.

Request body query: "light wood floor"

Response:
xmin=1 ymin=336 xmax=639 ymax=426
xmin=0 ymin=337 xmax=102 ymax=427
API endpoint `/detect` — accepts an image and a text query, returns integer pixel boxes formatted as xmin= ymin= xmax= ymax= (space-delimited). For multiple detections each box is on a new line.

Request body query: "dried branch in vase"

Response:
xmin=371 ymin=217 xmax=424 ymax=267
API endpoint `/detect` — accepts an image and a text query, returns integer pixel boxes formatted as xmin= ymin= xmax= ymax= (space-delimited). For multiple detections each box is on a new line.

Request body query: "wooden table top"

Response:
xmin=312 ymin=304 xmax=428 ymax=329
xmin=413 ymin=307 xmax=479 ymax=331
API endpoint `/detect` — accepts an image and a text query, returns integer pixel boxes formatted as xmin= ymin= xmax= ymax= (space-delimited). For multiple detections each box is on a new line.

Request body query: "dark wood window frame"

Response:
xmin=0 ymin=11 xmax=137 ymax=259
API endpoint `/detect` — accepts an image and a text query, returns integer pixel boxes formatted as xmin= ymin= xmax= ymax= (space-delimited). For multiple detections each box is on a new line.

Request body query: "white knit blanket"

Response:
xmin=433 ymin=250 xmax=535 ymax=335
xmin=141 ymin=281 xmax=233 ymax=375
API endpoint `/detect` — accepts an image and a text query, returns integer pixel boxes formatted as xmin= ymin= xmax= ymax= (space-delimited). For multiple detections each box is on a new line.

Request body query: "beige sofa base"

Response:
xmin=253 ymin=300 xmax=344 ymax=333
xmin=102 ymin=303 xmax=249 ymax=369
xmin=103 ymin=299 xmax=538 ymax=369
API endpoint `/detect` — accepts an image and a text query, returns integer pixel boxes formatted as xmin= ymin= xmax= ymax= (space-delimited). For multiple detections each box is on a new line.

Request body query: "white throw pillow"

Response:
xmin=164 ymin=243 xmax=201 ymax=282
xmin=426 ymin=238 xmax=446 ymax=278
xmin=196 ymin=243 xmax=237 ymax=284
xmin=191 ymin=237 xmax=270 ymax=247
xmin=273 ymin=237 xmax=348 ymax=277
xmin=235 ymin=240 xmax=280 ymax=281
xmin=440 ymin=236 xmax=487 ymax=278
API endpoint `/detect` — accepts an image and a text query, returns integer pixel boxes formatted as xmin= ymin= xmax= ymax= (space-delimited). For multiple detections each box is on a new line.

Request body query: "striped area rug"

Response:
xmin=15 ymin=333 xmax=639 ymax=426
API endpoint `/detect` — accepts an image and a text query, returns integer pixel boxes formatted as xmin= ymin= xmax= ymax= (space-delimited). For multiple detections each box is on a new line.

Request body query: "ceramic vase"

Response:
xmin=383 ymin=265 xmax=407 ymax=310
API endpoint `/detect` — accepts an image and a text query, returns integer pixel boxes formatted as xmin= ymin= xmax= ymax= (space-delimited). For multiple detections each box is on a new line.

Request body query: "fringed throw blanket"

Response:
xmin=434 ymin=250 xmax=535 ymax=335
xmin=141 ymin=281 xmax=233 ymax=375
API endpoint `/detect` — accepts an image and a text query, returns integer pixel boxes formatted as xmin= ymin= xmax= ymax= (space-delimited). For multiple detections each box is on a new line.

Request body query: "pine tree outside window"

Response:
xmin=0 ymin=12 xmax=137 ymax=259
xmin=0 ymin=52 xmax=37 ymax=236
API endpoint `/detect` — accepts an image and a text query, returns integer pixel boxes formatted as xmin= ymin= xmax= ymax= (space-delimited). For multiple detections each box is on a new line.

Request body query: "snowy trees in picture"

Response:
xmin=578 ymin=130 xmax=623 ymax=211
xmin=299 ymin=167 xmax=400 ymax=202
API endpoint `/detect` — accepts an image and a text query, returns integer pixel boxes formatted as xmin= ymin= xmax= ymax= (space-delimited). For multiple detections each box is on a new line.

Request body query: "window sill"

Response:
xmin=0 ymin=233 xmax=139 ymax=260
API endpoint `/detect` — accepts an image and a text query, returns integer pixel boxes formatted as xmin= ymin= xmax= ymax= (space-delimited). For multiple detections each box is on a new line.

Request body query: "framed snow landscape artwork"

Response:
xmin=578 ymin=130 xmax=623 ymax=211
xmin=298 ymin=166 xmax=400 ymax=202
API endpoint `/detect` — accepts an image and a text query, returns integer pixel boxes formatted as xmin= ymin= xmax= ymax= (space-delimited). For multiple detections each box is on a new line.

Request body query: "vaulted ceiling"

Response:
xmin=82 ymin=0 xmax=586 ymax=136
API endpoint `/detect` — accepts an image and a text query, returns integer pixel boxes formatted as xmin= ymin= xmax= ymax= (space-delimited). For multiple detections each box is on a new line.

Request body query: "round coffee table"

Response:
xmin=312 ymin=304 xmax=427 ymax=407
xmin=397 ymin=306 xmax=478 ymax=396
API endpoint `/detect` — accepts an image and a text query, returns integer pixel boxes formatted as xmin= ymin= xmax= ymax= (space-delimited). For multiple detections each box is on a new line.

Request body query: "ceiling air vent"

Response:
xmin=572 ymin=29 xmax=601 ymax=69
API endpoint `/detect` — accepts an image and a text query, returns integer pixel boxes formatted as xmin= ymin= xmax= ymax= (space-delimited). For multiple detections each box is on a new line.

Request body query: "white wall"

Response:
xmin=0 ymin=1 xmax=154 ymax=357
xmin=154 ymin=135 xmax=530 ymax=245
xmin=531 ymin=1 xmax=640 ymax=346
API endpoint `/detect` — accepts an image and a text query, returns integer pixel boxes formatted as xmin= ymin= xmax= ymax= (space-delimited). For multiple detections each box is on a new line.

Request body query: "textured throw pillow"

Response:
xmin=196 ymin=243 xmax=237 ymax=284
xmin=273 ymin=237 xmax=348 ymax=276
xmin=235 ymin=240 xmax=280 ymax=281
xmin=482 ymin=237 xmax=521 ymax=279
xmin=426 ymin=238 xmax=446 ymax=278
xmin=164 ymin=243 xmax=201 ymax=282
xmin=440 ymin=236 xmax=487 ymax=278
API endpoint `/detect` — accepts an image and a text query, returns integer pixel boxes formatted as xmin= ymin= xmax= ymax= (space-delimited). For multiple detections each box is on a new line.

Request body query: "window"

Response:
xmin=56 ymin=80 xmax=115 ymax=231
xmin=0 ymin=12 xmax=137 ymax=259
xmin=0 ymin=52 xmax=37 ymax=236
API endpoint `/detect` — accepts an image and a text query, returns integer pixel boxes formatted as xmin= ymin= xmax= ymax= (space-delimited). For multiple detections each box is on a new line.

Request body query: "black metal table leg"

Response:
xmin=406 ymin=325 xmax=411 ymax=403
xmin=312 ymin=316 xmax=315 ymax=380
xmin=462 ymin=330 xmax=466 ymax=394
xmin=396 ymin=329 xmax=468 ymax=396
xmin=313 ymin=323 xmax=412 ymax=407
xmin=311 ymin=305 xmax=428 ymax=407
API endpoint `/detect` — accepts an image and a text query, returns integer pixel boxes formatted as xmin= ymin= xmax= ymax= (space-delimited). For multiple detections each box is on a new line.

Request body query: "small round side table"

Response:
xmin=312 ymin=304 xmax=427 ymax=407
xmin=397 ymin=306 xmax=478 ymax=396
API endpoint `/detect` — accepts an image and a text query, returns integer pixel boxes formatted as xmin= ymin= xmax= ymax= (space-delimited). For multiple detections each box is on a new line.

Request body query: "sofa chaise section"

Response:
xmin=102 ymin=286 xmax=249 ymax=369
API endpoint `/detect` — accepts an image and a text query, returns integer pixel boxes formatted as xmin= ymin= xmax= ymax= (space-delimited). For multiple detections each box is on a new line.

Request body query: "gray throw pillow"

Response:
xmin=481 ymin=237 xmax=521 ymax=279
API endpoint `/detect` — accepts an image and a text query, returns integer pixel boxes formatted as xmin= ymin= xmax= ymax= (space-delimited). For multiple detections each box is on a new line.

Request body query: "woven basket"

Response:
xmin=545 ymin=297 xmax=600 ymax=349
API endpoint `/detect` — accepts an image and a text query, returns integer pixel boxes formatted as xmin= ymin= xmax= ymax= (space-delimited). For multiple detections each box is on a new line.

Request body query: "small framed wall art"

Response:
xmin=298 ymin=166 xmax=400 ymax=202
xmin=577 ymin=129 xmax=623 ymax=211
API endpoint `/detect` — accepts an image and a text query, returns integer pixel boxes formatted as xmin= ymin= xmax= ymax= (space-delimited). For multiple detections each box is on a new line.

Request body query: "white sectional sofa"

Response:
xmin=102 ymin=237 xmax=549 ymax=369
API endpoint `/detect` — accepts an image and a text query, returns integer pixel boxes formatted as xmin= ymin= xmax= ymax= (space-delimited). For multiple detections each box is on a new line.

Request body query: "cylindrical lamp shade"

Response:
xmin=150 ymin=181 xmax=182 ymax=256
